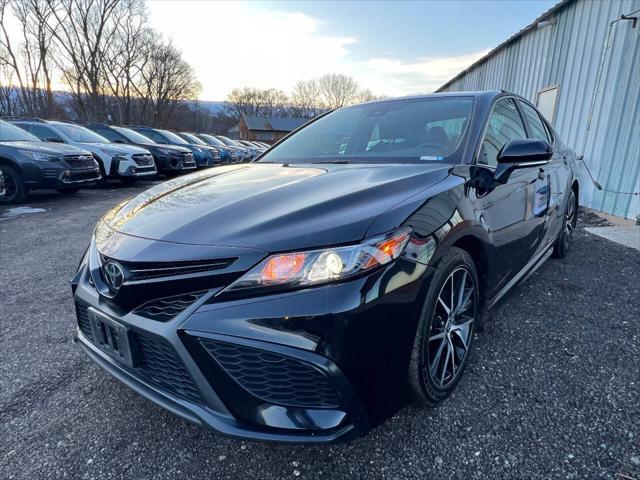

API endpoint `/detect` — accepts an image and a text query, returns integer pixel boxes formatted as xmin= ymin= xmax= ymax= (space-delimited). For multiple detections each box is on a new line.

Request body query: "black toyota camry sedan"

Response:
xmin=72 ymin=91 xmax=579 ymax=443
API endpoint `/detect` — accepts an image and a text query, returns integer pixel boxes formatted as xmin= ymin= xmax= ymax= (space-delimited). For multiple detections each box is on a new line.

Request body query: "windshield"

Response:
xmin=201 ymin=134 xmax=226 ymax=147
xmin=0 ymin=120 xmax=40 ymax=142
xmin=216 ymin=136 xmax=239 ymax=147
xmin=260 ymin=96 xmax=474 ymax=164
xmin=53 ymin=123 xmax=110 ymax=143
xmin=159 ymin=129 xmax=188 ymax=144
xmin=113 ymin=126 xmax=154 ymax=144
xmin=181 ymin=132 xmax=206 ymax=145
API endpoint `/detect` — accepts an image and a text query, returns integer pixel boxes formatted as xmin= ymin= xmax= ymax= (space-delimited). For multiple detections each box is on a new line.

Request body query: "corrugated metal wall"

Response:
xmin=438 ymin=0 xmax=640 ymax=219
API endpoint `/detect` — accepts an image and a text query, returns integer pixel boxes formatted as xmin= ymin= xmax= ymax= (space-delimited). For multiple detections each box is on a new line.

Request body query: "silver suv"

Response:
xmin=11 ymin=119 xmax=156 ymax=184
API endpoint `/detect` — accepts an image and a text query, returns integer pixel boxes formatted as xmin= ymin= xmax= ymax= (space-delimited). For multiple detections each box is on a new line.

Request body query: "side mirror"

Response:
xmin=48 ymin=137 xmax=64 ymax=143
xmin=495 ymin=139 xmax=552 ymax=183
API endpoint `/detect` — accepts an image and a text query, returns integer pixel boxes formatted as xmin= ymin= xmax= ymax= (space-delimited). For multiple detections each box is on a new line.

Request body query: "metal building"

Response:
xmin=437 ymin=0 xmax=640 ymax=220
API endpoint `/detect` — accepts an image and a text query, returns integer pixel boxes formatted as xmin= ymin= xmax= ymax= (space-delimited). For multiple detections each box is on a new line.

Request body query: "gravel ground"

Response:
xmin=1 ymin=184 xmax=638 ymax=480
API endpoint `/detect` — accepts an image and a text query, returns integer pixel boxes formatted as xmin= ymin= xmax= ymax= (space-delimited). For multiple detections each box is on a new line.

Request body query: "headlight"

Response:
xmin=158 ymin=147 xmax=176 ymax=155
xmin=224 ymin=227 xmax=412 ymax=294
xmin=19 ymin=150 xmax=60 ymax=162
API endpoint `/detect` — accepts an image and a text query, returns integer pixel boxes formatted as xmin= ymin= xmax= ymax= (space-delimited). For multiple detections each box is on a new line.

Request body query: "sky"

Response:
xmin=147 ymin=0 xmax=558 ymax=100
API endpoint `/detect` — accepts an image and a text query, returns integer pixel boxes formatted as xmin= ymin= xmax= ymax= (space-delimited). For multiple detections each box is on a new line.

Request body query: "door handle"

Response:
xmin=538 ymin=169 xmax=546 ymax=180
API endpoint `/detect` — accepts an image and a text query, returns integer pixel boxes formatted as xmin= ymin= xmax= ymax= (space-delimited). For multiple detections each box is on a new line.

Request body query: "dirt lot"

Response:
xmin=1 ymin=183 xmax=638 ymax=480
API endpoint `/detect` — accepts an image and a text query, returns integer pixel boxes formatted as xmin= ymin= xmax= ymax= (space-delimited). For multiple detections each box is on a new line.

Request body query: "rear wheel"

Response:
xmin=553 ymin=188 xmax=577 ymax=258
xmin=0 ymin=165 xmax=28 ymax=204
xmin=408 ymin=247 xmax=479 ymax=405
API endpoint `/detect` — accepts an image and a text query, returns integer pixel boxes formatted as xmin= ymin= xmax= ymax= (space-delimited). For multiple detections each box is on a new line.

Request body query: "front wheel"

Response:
xmin=552 ymin=188 xmax=577 ymax=258
xmin=408 ymin=247 xmax=479 ymax=406
xmin=0 ymin=165 xmax=28 ymax=204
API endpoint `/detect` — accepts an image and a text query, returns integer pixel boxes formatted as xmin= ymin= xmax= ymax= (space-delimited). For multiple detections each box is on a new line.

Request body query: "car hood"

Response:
xmin=86 ymin=142 xmax=150 ymax=154
xmin=3 ymin=141 xmax=92 ymax=155
xmin=101 ymin=162 xmax=451 ymax=252
xmin=137 ymin=142 xmax=191 ymax=153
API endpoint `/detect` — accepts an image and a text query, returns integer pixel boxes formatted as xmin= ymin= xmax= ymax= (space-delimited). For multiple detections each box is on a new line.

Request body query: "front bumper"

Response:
xmin=113 ymin=155 xmax=157 ymax=177
xmin=72 ymin=243 xmax=432 ymax=443
xmin=155 ymin=153 xmax=197 ymax=173
xmin=22 ymin=160 xmax=101 ymax=189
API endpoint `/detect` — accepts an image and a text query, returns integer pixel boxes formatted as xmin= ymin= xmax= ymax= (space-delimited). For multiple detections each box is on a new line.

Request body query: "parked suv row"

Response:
xmin=84 ymin=124 xmax=197 ymax=176
xmin=10 ymin=118 xmax=157 ymax=184
xmin=127 ymin=127 xmax=222 ymax=168
xmin=0 ymin=116 xmax=268 ymax=204
xmin=0 ymin=119 xmax=101 ymax=203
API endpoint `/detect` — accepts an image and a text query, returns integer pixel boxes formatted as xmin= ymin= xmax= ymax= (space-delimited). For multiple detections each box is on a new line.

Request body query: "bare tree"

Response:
xmin=291 ymin=78 xmax=321 ymax=117
xmin=225 ymin=86 xmax=290 ymax=120
xmin=46 ymin=0 xmax=122 ymax=120
xmin=134 ymin=34 xmax=200 ymax=126
xmin=0 ymin=0 xmax=56 ymax=116
xmin=353 ymin=88 xmax=384 ymax=105
xmin=102 ymin=0 xmax=147 ymax=124
xmin=318 ymin=73 xmax=359 ymax=109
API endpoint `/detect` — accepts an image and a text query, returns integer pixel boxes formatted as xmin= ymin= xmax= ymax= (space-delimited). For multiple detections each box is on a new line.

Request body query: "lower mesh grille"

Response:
xmin=201 ymin=339 xmax=340 ymax=408
xmin=134 ymin=292 xmax=205 ymax=321
xmin=75 ymin=302 xmax=93 ymax=340
xmin=74 ymin=302 xmax=201 ymax=404
xmin=65 ymin=155 xmax=97 ymax=170
xmin=132 ymin=154 xmax=154 ymax=166
xmin=133 ymin=334 xmax=201 ymax=403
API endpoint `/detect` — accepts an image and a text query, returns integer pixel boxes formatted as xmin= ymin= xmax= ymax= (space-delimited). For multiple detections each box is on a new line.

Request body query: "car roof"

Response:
xmin=355 ymin=90 xmax=506 ymax=108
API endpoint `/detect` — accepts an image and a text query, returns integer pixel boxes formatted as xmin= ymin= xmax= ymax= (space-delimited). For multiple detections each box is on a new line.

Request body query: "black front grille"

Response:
xmin=134 ymin=334 xmax=201 ymax=403
xmin=132 ymin=154 xmax=154 ymax=167
xmin=64 ymin=155 xmax=97 ymax=170
xmin=134 ymin=292 xmax=205 ymax=321
xmin=74 ymin=302 xmax=201 ymax=404
xmin=201 ymin=339 xmax=340 ymax=408
xmin=100 ymin=255 xmax=236 ymax=281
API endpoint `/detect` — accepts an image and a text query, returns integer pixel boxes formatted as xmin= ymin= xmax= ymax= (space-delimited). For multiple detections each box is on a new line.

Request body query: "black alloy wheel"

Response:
xmin=409 ymin=247 xmax=478 ymax=405
xmin=553 ymin=188 xmax=577 ymax=258
xmin=0 ymin=165 xmax=28 ymax=204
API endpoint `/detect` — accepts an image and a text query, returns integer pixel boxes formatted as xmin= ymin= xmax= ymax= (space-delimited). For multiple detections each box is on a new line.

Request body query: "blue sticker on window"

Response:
xmin=420 ymin=155 xmax=444 ymax=161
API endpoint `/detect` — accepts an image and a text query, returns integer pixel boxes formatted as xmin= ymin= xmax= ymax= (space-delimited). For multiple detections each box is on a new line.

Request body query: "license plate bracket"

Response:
xmin=87 ymin=307 xmax=139 ymax=368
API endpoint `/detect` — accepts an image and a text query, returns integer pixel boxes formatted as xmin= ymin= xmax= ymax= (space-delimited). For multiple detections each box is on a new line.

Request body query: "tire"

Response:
xmin=0 ymin=165 xmax=28 ymax=204
xmin=552 ymin=188 xmax=577 ymax=258
xmin=408 ymin=247 xmax=479 ymax=406
xmin=94 ymin=160 xmax=107 ymax=187
xmin=56 ymin=187 xmax=80 ymax=194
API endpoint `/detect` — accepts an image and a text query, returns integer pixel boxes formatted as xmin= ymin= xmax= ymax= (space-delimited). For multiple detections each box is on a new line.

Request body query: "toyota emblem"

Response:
xmin=103 ymin=261 xmax=125 ymax=291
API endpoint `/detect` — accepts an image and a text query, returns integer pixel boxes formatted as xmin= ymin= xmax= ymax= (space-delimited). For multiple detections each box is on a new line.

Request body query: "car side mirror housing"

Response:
xmin=494 ymin=139 xmax=553 ymax=184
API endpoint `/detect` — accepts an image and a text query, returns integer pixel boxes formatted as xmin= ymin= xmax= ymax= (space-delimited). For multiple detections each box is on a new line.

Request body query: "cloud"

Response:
xmin=354 ymin=50 xmax=490 ymax=96
xmin=148 ymin=1 xmax=357 ymax=100
xmin=148 ymin=2 xmax=488 ymax=100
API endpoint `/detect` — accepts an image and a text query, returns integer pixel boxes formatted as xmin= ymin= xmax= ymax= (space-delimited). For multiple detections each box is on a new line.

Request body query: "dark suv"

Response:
xmin=0 ymin=119 xmax=100 ymax=203
xmin=128 ymin=127 xmax=221 ymax=168
xmin=85 ymin=124 xmax=196 ymax=176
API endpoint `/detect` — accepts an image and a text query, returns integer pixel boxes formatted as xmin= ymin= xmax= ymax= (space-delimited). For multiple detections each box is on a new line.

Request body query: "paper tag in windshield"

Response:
xmin=420 ymin=155 xmax=444 ymax=161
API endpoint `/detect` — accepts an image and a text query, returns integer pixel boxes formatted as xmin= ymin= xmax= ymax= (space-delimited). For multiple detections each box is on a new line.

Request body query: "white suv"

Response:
xmin=11 ymin=119 xmax=157 ymax=184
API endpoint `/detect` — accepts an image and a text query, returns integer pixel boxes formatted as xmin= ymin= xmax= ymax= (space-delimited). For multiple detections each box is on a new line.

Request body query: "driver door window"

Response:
xmin=478 ymin=99 xmax=527 ymax=167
